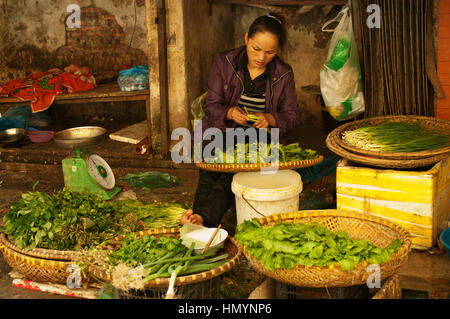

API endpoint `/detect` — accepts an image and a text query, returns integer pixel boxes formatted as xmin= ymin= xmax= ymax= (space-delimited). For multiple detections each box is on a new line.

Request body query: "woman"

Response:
xmin=181 ymin=13 xmax=300 ymax=227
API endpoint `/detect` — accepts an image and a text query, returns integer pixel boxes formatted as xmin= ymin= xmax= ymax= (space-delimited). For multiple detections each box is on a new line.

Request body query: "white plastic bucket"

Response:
xmin=231 ymin=170 xmax=303 ymax=224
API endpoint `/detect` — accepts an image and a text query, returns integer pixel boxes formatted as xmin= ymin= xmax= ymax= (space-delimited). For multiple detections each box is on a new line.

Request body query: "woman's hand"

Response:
xmin=226 ymin=106 xmax=249 ymax=125
xmin=253 ymin=113 xmax=276 ymax=129
xmin=180 ymin=209 xmax=204 ymax=226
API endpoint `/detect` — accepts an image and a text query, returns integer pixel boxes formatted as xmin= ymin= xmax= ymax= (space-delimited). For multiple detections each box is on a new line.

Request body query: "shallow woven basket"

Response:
xmin=195 ymin=156 xmax=324 ymax=173
xmin=239 ymin=210 xmax=411 ymax=288
xmin=87 ymin=227 xmax=242 ymax=288
xmin=0 ymin=233 xmax=78 ymax=284
xmin=326 ymin=133 xmax=449 ymax=169
xmin=331 ymin=115 xmax=450 ymax=160
xmin=0 ymin=233 xmax=80 ymax=261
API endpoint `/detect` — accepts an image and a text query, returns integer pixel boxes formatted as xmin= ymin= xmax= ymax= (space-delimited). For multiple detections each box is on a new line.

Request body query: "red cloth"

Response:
xmin=0 ymin=69 xmax=96 ymax=113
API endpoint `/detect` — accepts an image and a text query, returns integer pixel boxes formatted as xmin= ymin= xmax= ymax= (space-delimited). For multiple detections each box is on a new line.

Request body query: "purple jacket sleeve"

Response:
xmin=203 ymin=54 xmax=234 ymax=131
xmin=271 ymin=71 xmax=300 ymax=137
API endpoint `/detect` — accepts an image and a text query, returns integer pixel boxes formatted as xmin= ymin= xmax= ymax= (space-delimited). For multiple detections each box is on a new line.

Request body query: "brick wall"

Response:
xmin=437 ymin=0 xmax=450 ymax=120
xmin=55 ymin=6 xmax=147 ymax=83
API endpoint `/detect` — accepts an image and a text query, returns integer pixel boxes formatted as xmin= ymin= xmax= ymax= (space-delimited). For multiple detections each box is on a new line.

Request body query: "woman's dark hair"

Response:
xmin=248 ymin=12 xmax=287 ymax=48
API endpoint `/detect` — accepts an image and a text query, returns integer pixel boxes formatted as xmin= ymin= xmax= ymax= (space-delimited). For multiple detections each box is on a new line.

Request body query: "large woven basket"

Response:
xmin=239 ymin=210 xmax=411 ymax=288
xmin=326 ymin=132 xmax=448 ymax=169
xmin=0 ymin=233 xmax=78 ymax=284
xmin=195 ymin=156 xmax=324 ymax=173
xmin=87 ymin=227 xmax=242 ymax=288
xmin=0 ymin=233 xmax=80 ymax=261
xmin=330 ymin=115 xmax=450 ymax=160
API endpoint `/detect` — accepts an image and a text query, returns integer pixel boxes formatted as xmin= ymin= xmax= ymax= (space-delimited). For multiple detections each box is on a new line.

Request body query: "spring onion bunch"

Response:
xmin=342 ymin=121 xmax=449 ymax=153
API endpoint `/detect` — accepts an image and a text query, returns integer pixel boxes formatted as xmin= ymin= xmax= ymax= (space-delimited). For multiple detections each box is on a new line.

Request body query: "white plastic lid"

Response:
xmin=231 ymin=169 xmax=303 ymax=201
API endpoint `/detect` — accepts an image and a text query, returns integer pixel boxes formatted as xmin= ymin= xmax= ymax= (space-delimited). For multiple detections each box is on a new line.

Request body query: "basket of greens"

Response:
xmin=330 ymin=115 xmax=450 ymax=160
xmin=235 ymin=210 xmax=411 ymax=288
xmin=196 ymin=142 xmax=323 ymax=172
xmin=82 ymin=227 xmax=241 ymax=294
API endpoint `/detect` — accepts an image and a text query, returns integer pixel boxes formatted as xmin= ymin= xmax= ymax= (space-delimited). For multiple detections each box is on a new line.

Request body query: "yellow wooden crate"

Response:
xmin=336 ymin=157 xmax=450 ymax=250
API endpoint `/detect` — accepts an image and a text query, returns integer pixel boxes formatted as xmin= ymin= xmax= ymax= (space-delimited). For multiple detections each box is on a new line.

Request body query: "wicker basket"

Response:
xmin=239 ymin=210 xmax=411 ymax=288
xmin=0 ymin=233 xmax=78 ymax=284
xmin=195 ymin=156 xmax=324 ymax=173
xmin=326 ymin=132 xmax=449 ymax=169
xmin=330 ymin=115 xmax=450 ymax=160
xmin=87 ymin=227 xmax=241 ymax=288
xmin=0 ymin=233 xmax=80 ymax=261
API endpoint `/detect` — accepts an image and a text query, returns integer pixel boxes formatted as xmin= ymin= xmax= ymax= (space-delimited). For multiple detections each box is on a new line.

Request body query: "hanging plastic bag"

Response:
xmin=120 ymin=171 xmax=178 ymax=189
xmin=320 ymin=6 xmax=365 ymax=121
xmin=117 ymin=64 xmax=149 ymax=92
xmin=190 ymin=92 xmax=207 ymax=129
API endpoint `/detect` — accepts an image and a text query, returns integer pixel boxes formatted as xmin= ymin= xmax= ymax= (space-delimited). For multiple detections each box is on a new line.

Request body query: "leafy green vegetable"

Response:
xmin=236 ymin=219 xmax=403 ymax=272
xmin=206 ymin=142 xmax=319 ymax=164
xmin=1 ymin=189 xmax=188 ymax=251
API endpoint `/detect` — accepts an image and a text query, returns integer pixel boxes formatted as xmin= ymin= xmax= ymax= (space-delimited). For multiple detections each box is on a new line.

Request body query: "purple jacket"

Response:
xmin=201 ymin=46 xmax=300 ymax=142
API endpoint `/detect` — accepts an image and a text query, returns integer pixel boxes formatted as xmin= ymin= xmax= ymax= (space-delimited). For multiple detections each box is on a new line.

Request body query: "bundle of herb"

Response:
xmin=342 ymin=121 xmax=449 ymax=153
xmin=236 ymin=219 xmax=403 ymax=271
xmin=112 ymin=200 xmax=186 ymax=229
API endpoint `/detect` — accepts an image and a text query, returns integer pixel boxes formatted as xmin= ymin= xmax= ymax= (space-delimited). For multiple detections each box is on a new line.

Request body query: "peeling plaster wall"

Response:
xmin=183 ymin=1 xmax=234 ymax=127
xmin=0 ymin=0 xmax=148 ymax=82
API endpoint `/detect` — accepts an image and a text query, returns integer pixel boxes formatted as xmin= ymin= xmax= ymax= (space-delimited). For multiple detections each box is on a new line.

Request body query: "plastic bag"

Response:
xmin=190 ymin=92 xmax=207 ymax=129
xmin=320 ymin=6 xmax=365 ymax=121
xmin=120 ymin=171 xmax=178 ymax=189
xmin=117 ymin=64 xmax=149 ymax=92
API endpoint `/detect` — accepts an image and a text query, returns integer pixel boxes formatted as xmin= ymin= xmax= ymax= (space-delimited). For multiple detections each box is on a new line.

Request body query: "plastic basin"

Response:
xmin=27 ymin=130 xmax=54 ymax=143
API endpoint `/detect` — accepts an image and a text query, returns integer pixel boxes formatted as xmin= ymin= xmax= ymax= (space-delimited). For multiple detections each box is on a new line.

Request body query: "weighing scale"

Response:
xmin=53 ymin=126 xmax=121 ymax=200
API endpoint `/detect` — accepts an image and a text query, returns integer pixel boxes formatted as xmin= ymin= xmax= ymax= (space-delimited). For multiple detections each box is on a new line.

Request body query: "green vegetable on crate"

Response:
xmin=235 ymin=219 xmax=403 ymax=272
xmin=342 ymin=120 xmax=450 ymax=153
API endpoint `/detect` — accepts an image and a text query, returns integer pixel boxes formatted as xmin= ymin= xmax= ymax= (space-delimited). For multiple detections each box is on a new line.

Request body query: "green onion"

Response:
xmin=342 ymin=120 xmax=449 ymax=153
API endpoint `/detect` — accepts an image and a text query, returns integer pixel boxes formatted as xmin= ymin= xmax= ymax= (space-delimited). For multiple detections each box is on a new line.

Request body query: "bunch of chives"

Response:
xmin=342 ymin=121 xmax=449 ymax=153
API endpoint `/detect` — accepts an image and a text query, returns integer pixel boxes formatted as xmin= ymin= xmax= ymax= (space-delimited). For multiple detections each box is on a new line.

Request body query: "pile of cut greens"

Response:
xmin=236 ymin=219 xmax=403 ymax=271
xmin=2 ymin=189 xmax=118 ymax=250
xmin=106 ymin=233 xmax=229 ymax=287
xmin=206 ymin=142 xmax=318 ymax=164
xmin=342 ymin=120 xmax=449 ymax=153
xmin=1 ymin=189 xmax=187 ymax=251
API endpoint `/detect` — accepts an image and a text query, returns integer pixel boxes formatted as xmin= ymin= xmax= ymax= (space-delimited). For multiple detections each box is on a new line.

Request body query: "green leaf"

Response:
xmin=339 ymin=258 xmax=356 ymax=271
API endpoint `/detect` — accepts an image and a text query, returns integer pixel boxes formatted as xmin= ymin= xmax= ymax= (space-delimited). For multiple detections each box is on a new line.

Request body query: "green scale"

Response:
xmin=54 ymin=126 xmax=121 ymax=200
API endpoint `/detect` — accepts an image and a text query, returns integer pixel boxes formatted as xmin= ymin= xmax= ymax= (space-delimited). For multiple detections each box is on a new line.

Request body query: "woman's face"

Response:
xmin=245 ymin=31 xmax=279 ymax=70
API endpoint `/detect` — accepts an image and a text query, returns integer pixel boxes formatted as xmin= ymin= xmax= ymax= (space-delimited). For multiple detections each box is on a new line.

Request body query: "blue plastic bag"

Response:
xmin=117 ymin=64 xmax=149 ymax=92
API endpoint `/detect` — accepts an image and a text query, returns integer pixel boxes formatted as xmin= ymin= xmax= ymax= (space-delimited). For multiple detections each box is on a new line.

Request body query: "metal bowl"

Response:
xmin=53 ymin=126 xmax=106 ymax=149
xmin=0 ymin=128 xmax=27 ymax=144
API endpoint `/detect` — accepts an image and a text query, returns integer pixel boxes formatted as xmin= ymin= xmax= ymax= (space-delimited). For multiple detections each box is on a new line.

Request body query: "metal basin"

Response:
xmin=53 ymin=126 xmax=106 ymax=149
xmin=0 ymin=128 xmax=27 ymax=144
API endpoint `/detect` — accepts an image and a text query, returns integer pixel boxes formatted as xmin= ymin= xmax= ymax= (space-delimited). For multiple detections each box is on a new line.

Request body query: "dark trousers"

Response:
xmin=193 ymin=169 xmax=235 ymax=227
